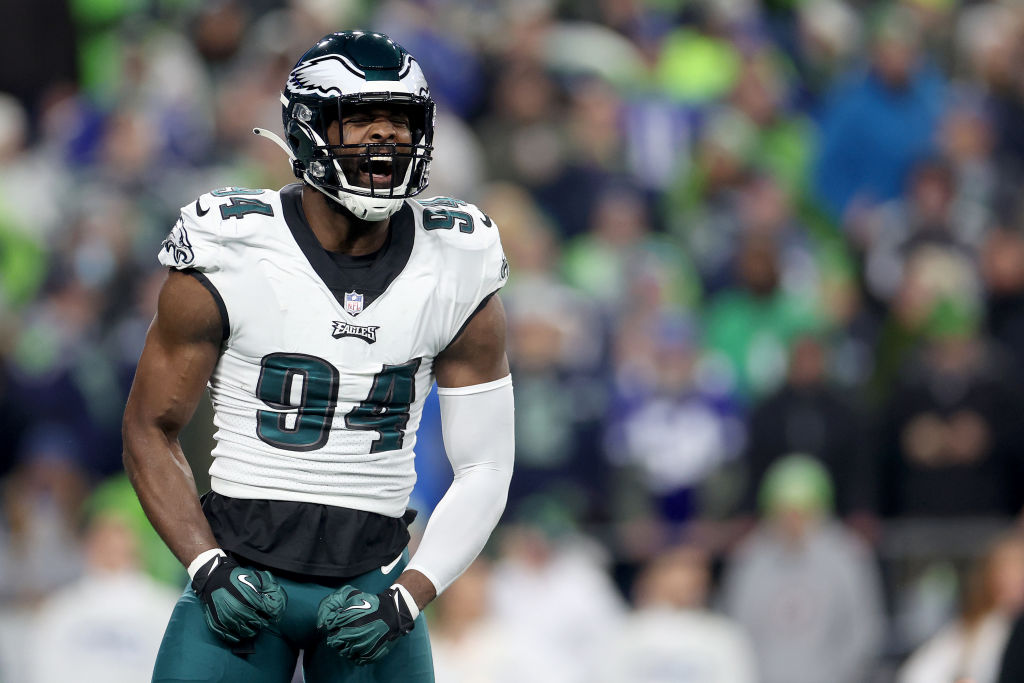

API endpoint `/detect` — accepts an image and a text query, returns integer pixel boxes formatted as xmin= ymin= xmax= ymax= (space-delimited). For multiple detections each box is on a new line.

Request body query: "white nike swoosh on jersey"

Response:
xmin=343 ymin=599 xmax=373 ymax=612
xmin=237 ymin=574 xmax=258 ymax=592
xmin=380 ymin=554 xmax=402 ymax=574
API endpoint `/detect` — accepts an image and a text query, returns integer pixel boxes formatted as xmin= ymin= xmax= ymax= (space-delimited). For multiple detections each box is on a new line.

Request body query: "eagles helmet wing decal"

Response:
xmin=288 ymin=54 xmax=365 ymax=96
xmin=287 ymin=52 xmax=418 ymax=97
xmin=161 ymin=218 xmax=195 ymax=266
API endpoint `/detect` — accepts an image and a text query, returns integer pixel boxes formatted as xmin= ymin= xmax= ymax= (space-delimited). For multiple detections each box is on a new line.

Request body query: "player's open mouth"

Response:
xmin=358 ymin=156 xmax=394 ymax=187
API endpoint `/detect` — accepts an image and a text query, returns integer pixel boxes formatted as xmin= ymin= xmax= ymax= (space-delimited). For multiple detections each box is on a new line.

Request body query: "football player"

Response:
xmin=122 ymin=31 xmax=514 ymax=682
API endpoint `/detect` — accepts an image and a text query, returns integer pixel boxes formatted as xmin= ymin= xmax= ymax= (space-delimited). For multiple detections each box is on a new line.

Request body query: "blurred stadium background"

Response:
xmin=2 ymin=0 xmax=1024 ymax=681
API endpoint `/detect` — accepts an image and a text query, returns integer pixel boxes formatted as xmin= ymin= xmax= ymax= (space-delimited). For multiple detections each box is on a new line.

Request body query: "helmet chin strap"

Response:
xmin=337 ymin=192 xmax=403 ymax=222
xmin=253 ymin=127 xmax=403 ymax=222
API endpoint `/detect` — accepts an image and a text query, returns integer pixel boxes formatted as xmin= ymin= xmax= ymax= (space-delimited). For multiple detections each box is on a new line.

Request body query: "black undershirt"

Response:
xmin=203 ymin=492 xmax=417 ymax=583
xmin=279 ymin=182 xmax=415 ymax=313
xmin=324 ymin=225 xmax=390 ymax=269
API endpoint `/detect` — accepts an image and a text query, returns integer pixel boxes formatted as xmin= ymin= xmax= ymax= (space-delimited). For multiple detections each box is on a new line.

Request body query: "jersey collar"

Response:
xmin=280 ymin=183 xmax=416 ymax=315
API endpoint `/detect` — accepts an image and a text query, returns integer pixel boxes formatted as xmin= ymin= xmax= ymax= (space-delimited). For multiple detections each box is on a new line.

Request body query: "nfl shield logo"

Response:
xmin=344 ymin=291 xmax=364 ymax=315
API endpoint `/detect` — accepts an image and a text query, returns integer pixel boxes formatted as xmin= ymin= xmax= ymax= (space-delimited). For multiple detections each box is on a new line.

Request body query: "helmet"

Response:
xmin=280 ymin=31 xmax=434 ymax=221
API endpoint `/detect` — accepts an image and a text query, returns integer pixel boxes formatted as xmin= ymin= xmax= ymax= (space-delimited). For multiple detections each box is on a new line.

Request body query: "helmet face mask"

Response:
xmin=313 ymin=96 xmax=428 ymax=196
xmin=281 ymin=32 xmax=435 ymax=220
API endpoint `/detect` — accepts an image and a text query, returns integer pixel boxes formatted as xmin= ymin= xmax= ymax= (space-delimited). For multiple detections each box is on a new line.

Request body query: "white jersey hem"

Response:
xmin=210 ymin=477 xmax=408 ymax=519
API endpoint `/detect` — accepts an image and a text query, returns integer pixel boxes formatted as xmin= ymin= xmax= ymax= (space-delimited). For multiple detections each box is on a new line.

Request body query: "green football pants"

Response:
xmin=152 ymin=550 xmax=434 ymax=682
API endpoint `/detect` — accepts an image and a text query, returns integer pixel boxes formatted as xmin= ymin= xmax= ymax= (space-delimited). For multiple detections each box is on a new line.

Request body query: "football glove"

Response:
xmin=191 ymin=554 xmax=287 ymax=644
xmin=317 ymin=585 xmax=417 ymax=665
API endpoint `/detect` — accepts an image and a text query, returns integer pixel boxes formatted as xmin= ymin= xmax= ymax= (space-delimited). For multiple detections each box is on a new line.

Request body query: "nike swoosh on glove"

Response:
xmin=317 ymin=586 xmax=416 ymax=664
xmin=191 ymin=555 xmax=287 ymax=644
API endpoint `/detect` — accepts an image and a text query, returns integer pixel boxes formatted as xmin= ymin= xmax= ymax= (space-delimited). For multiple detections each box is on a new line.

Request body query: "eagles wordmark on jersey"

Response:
xmin=158 ymin=183 xmax=507 ymax=518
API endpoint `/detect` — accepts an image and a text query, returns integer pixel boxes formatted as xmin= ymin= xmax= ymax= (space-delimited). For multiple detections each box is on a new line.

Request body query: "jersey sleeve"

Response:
xmin=157 ymin=192 xmax=222 ymax=273
xmin=436 ymin=202 xmax=509 ymax=349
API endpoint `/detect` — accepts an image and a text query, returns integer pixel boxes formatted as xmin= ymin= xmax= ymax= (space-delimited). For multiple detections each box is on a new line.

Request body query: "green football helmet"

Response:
xmin=259 ymin=31 xmax=435 ymax=221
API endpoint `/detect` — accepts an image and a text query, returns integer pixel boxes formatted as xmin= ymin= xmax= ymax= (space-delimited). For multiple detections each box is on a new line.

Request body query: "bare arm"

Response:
xmin=434 ymin=294 xmax=510 ymax=388
xmin=395 ymin=294 xmax=511 ymax=608
xmin=122 ymin=269 xmax=224 ymax=568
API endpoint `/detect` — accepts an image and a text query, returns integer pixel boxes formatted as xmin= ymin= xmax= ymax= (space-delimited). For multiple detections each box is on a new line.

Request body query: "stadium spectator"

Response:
xmin=605 ymin=313 xmax=744 ymax=524
xmin=476 ymin=62 xmax=564 ymax=188
xmin=981 ymin=222 xmax=1024 ymax=374
xmin=899 ymin=532 xmax=1024 ymax=683
xmin=955 ymin=3 xmax=1024 ymax=187
xmin=533 ymin=79 xmax=634 ymax=240
xmin=0 ymin=428 xmax=87 ymax=604
xmin=876 ymin=296 xmax=1024 ymax=518
xmin=601 ymin=545 xmax=756 ymax=683
xmin=667 ymin=108 xmax=756 ymax=292
xmin=741 ymin=332 xmax=873 ymax=517
xmin=861 ymin=156 xmax=981 ymax=309
xmin=721 ymin=455 xmax=885 ymax=683
xmin=939 ymin=93 xmax=1001 ymax=236
xmin=563 ymin=185 xmax=700 ymax=313
xmin=702 ymin=233 xmax=822 ymax=401
xmin=490 ymin=513 xmax=627 ymax=683
xmin=0 ymin=429 xmax=87 ymax=682
xmin=814 ymin=5 xmax=946 ymax=222
xmin=430 ymin=559 xmax=550 ymax=683
xmin=727 ymin=52 xmax=816 ymax=201
xmin=653 ymin=7 xmax=742 ymax=105
xmin=788 ymin=0 xmax=864 ymax=103
xmin=25 ymin=490 xmax=179 ymax=683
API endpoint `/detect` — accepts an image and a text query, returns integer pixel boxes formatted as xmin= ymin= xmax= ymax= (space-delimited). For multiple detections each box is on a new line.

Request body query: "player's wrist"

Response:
xmin=391 ymin=583 xmax=420 ymax=621
xmin=188 ymin=548 xmax=228 ymax=581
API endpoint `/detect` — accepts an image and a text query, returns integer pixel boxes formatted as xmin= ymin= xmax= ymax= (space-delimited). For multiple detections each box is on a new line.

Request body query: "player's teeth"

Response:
xmin=370 ymin=156 xmax=391 ymax=162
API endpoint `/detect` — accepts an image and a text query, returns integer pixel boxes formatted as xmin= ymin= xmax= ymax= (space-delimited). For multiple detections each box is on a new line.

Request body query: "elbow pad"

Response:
xmin=406 ymin=375 xmax=514 ymax=593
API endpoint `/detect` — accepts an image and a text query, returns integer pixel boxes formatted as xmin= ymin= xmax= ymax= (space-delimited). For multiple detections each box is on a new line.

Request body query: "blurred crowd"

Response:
xmin=2 ymin=0 xmax=1024 ymax=680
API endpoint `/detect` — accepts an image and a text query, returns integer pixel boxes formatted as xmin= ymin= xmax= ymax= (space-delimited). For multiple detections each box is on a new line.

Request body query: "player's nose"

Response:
xmin=368 ymin=117 xmax=397 ymax=141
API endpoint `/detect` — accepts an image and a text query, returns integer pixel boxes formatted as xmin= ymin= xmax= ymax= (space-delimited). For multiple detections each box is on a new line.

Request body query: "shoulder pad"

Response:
xmin=413 ymin=196 xmax=502 ymax=253
xmin=157 ymin=191 xmax=224 ymax=272
xmin=158 ymin=187 xmax=277 ymax=272
xmin=412 ymin=197 xmax=508 ymax=349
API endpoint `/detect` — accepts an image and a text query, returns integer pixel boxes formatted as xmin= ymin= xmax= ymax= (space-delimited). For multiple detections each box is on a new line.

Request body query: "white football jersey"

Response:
xmin=158 ymin=184 xmax=507 ymax=518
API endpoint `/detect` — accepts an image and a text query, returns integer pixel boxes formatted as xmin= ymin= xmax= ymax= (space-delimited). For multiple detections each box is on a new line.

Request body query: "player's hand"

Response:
xmin=317 ymin=585 xmax=416 ymax=664
xmin=191 ymin=555 xmax=287 ymax=644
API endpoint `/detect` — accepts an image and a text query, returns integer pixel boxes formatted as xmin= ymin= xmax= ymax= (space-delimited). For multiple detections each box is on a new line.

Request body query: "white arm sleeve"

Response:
xmin=405 ymin=375 xmax=514 ymax=594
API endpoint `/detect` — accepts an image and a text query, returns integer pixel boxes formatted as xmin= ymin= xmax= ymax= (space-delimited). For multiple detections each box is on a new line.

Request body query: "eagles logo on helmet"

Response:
xmin=253 ymin=31 xmax=435 ymax=222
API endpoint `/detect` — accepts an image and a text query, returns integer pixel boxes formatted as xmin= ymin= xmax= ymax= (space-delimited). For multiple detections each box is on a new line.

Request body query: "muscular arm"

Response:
xmin=434 ymin=294 xmax=510 ymax=387
xmin=122 ymin=269 xmax=223 ymax=568
xmin=395 ymin=294 xmax=512 ymax=609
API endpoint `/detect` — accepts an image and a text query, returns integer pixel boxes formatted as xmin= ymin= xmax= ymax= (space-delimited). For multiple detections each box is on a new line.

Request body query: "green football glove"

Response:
xmin=191 ymin=554 xmax=287 ymax=644
xmin=317 ymin=585 xmax=417 ymax=664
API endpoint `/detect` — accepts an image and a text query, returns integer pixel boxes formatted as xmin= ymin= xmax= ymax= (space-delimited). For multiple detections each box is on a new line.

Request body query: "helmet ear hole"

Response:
xmin=285 ymin=119 xmax=312 ymax=160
